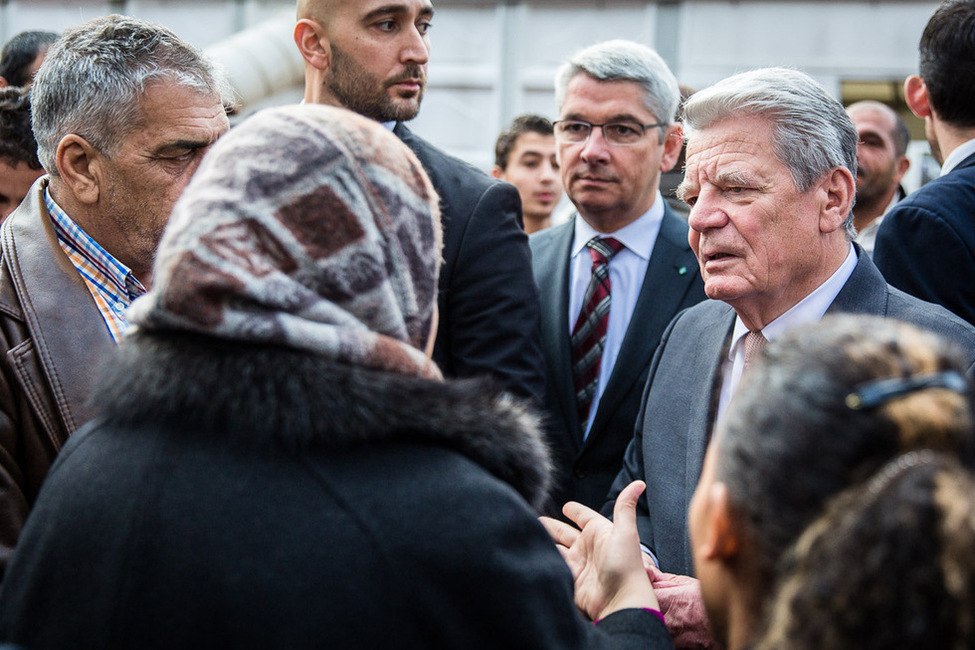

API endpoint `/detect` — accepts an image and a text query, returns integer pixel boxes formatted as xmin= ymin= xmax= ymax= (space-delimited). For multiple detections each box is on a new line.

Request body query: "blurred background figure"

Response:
xmin=0 ymin=30 xmax=59 ymax=88
xmin=492 ymin=114 xmax=563 ymax=234
xmin=658 ymin=84 xmax=695 ymax=220
xmin=0 ymin=87 xmax=44 ymax=220
xmin=846 ymin=100 xmax=910 ymax=257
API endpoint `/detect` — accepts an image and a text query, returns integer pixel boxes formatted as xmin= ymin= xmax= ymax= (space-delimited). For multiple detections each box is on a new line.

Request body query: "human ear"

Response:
xmin=293 ymin=18 xmax=331 ymax=71
xmin=55 ymin=135 xmax=102 ymax=205
xmin=699 ymin=482 xmax=740 ymax=561
xmin=893 ymin=155 xmax=911 ymax=184
xmin=819 ymin=167 xmax=855 ymax=234
xmin=659 ymin=124 xmax=684 ymax=173
xmin=491 ymin=165 xmax=505 ymax=180
xmin=905 ymin=75 xmax=931 ymax=119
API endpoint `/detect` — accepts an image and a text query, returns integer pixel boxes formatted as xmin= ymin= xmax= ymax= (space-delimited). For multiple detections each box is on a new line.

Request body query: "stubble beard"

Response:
xmin=328 ymin=45 xmax=425 ymax=123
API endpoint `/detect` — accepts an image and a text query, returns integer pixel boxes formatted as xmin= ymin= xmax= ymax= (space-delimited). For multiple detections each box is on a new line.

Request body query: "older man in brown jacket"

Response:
xmin=0 ymin=15 xmax=229 ymax=574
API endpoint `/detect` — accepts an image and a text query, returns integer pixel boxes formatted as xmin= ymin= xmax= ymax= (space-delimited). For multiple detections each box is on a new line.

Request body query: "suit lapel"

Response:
xmin=586 ymin=208 xmax=700 ymax=442
xmin=534 ymin=220 xmax=584 ymax=449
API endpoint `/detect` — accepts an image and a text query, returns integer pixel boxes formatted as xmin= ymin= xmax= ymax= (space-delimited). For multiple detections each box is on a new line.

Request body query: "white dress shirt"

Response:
xmin=569 ymin=193 xmax=665 ymax=437
xmin=714 ymin=244 xmax=859 ymax=431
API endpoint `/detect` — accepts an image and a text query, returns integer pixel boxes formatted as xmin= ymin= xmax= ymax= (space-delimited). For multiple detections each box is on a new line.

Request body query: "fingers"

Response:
xmin=613 ymin=480 xmax=646 ymax=535
xmin=540 ymin=515 xmax=581 ymax=549
xmin=562 ymin=500 xmax=607 ymax=531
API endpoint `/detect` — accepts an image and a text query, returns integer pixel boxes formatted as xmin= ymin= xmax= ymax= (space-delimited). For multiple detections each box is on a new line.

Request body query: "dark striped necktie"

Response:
xmin=571 ymin=236 xmax=625 ymax=434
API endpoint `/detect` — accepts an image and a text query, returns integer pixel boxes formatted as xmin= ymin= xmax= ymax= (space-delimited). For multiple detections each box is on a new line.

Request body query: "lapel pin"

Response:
xmin=677 ymin=266 xmax=687 ymax=275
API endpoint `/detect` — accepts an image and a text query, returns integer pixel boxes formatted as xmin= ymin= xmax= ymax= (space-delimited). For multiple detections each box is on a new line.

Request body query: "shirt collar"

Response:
xmin=940 ymin=137 xmax=975 ymax=176
xmin=571 ymin=192 xmax=665 ymax=261
xmin=728 ymin=243 xmax=858 ymax=360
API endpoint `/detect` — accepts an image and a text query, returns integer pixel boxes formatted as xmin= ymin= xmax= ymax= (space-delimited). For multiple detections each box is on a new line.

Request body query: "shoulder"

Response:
xmin=529 ymin=219 xmax=572 ymax=254
xmin=885 ymin=286 xmax=975 ymax=354
xmin=886 ymin=165 xmax=975 ymax=228
xmin=394 ymin=124 xmax=504 ymax=200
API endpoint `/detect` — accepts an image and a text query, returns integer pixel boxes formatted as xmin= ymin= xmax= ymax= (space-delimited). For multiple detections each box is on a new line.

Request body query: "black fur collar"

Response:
xmin=92 ymin=332 xmax=552 ymax=509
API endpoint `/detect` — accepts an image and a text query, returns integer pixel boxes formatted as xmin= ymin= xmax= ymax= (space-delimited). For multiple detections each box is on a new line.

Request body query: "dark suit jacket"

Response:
xmin=394 ymin=124 xmax=545 ymax=403
xmin=606 ymin=247 xmax=975 ymax=575
xmin=874 ymin=151 xmax=975 ymax=327
xmin=530 ymin=205 xmax=706 ymax=512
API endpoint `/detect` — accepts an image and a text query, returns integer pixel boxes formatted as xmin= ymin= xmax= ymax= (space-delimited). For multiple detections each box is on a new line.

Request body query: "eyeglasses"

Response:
xmin=553 ymin=120 xmax=666 ymax=146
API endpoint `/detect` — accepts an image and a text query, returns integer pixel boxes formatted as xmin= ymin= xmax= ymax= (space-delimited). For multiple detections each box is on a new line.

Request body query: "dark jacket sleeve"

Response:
xmin=437 ymin=180 xmax=546 ymax=403
xmin=874 ymin=201 xmax=975 ymax=326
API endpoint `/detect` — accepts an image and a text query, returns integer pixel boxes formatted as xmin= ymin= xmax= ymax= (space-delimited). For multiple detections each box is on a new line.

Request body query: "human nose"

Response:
xmin=579 ymin=126 xmax=610 ymax=164
xmin=686 ymin=188 xmax=728 ymax=233
xmin=401 ymin=26 xmax=430 ymax=65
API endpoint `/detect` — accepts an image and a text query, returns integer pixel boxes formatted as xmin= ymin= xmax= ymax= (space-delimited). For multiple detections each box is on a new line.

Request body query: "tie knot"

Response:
xmin=587 ymin=237 xmax=625 ymax=266
xmin=743 ymin=329 xmax=768 ymax=366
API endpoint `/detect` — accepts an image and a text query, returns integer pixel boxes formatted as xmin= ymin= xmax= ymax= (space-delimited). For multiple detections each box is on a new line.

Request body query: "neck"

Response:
xmin=930 ymin=118 xmax=975 ymax=166
xmin=523 ymin=213 xmax=551 ymax=235
xmin=852 ymin=187 xmax=896 ymax=231
xmin=303 ymin=73 xmax=339 ymax=108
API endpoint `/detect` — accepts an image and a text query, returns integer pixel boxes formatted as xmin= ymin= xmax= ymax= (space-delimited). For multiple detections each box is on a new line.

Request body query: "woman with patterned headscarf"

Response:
xmin=0 ymin=104 xmax=669 ymax=648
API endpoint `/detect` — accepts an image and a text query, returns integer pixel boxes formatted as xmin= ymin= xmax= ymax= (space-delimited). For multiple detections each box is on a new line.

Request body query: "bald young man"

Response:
xmin=293 ymin=0 xmax=545 ymax=402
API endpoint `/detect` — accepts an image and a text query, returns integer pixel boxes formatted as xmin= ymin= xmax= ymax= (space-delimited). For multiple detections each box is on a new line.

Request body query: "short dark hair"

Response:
xmin=494 ymin=114 xmax=554 ymax=170
xmin=0 ymin=87 xmax=41 ymax=169
xmin=0 ymin=30 xmax=59 ymax=87
xmin=919 ymin=0 xmax=975 ymax=127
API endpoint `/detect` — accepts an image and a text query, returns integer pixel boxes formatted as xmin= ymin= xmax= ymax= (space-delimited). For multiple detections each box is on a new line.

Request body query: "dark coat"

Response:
xmin=394 ymin=124 xmax=546 ymax=403
xmin=0 ymin=333 xmax=670 ymax=649
xmin=874 ymin=151 xmax=975 ymax=327
xmin=606 ymin=247 xmax=975 ymax=576
xmin=530 ymin=207 xmax=706 ymax=513
xmin=0 ymin=178 xmax=114 ymax=574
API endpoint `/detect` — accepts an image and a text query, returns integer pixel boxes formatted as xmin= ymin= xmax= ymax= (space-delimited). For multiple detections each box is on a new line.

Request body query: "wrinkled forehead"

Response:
xmin=684 ymin=117 xmax=779 ymax=179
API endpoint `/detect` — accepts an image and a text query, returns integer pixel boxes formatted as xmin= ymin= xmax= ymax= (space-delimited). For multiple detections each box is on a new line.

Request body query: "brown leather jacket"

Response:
xmin=0 ymin=178 xmax=113 ymax=575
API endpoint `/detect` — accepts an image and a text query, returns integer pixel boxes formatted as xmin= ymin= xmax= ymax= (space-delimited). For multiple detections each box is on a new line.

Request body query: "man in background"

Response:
xmin=531 ymin=40 xmax=705 ymax=513
xmin=846 ymin=100 xmax=910 ymax=257
xmin=0 ymin=15 xmax=230 ymax=574
xmin=0 ymin=30 xmax=59 ymax=88
xmin=0 ymin=88 xmax=44 ymax=220
xmin=875 ymin=0 xmax=975 ymax=326
xmin=492 ymin=114 xmax=563 ymax=234
xmin=294 ymin=0 xmax=545 ymax=402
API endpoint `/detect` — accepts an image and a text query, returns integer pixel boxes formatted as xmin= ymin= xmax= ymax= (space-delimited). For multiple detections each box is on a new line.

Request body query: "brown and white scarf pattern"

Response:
xmin=128 ymin=104 xmax=443 ymax=380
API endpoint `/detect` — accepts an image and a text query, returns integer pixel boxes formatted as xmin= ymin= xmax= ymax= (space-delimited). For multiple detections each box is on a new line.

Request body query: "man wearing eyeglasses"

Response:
xmin=530 ymin=40 xmax=706 ymax=515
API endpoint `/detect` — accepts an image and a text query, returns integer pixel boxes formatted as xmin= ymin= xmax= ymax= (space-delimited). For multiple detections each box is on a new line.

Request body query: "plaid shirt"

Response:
xmin=46 ymin=190 xmax=146 ymax=343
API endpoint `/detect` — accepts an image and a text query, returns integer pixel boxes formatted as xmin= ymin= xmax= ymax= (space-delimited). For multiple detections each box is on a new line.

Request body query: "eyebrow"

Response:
xmin=715 ymin=169 xmax=758 ymax=187
xmin=559 ymin=113 xmax=647 ymax=124
xmin=362 ymin=3 xmax=435 ymax=21
xmin=152 ymin=139 xmax=214 ymax=156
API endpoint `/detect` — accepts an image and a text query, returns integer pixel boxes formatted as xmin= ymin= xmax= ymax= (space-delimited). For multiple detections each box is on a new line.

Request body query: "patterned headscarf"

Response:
xmin=128 ymin=104 xmax=443 ymax=380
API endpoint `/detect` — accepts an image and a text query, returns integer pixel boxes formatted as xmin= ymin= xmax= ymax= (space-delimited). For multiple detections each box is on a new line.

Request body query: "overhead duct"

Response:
xmin=204 ymin=9 xmax=304 ymax=111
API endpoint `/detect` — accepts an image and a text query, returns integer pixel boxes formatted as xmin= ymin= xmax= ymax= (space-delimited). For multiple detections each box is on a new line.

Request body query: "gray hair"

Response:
xmin=31 ymin=14 xmax=233 ymax=175
xmin=683 ymin=67 xmax=858 ymax=239
xmin=555 ymin=40 xmax=679 ymax=145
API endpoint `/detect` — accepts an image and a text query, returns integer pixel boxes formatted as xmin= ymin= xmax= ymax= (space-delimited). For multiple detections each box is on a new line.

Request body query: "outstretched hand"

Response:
xmin=540 ymin=481 xmax=658 ymax=621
